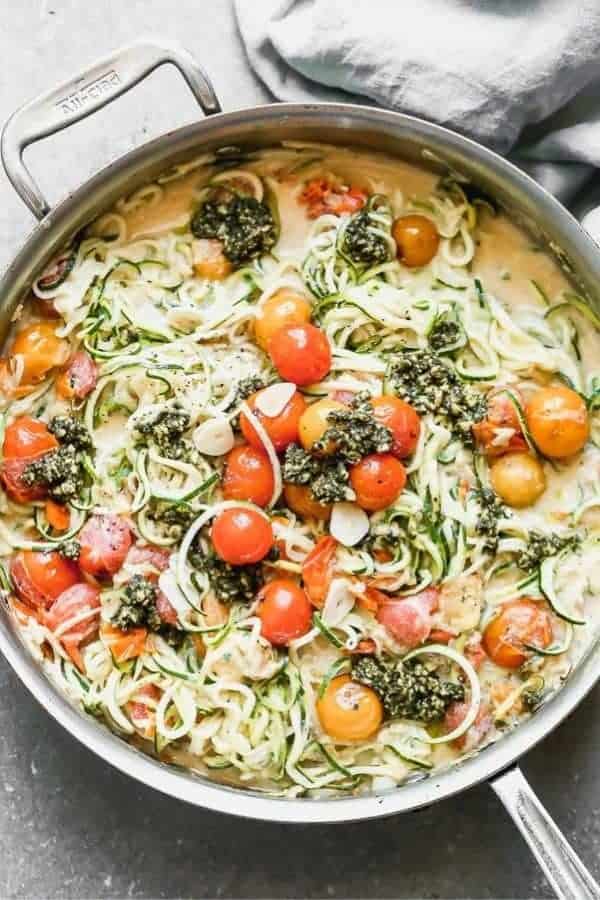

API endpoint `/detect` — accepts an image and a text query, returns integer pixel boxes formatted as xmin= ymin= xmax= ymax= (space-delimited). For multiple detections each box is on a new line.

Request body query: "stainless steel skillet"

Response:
xmin=0 ymin=39 xmax=599 ymax=900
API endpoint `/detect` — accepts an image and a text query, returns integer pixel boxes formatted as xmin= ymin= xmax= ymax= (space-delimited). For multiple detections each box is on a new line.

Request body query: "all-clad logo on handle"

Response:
xmin=55 ymin=70 xmax=122 ymax=117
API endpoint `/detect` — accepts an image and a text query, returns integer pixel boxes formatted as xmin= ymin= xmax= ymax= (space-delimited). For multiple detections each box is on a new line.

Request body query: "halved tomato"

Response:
xmin=10 ymin=550 xmax=79 ymax=611
xmin=44 ymin=583 xmax=101 ymax=670
xmin=301 ymin=536 xmax=338 ymax=608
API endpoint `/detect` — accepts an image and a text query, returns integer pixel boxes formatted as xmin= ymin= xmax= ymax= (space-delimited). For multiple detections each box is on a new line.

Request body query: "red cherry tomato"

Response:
xmin=371 ymin=395 xmax=421 ymax=459
xmin=56 ymin=351 xmax=99 ymax=400
xmin=125 ymin=544 xmax=171 ymax=576
xmin=301 ymin=536 xmax=338 ymax=608
xmin=222 ymin=445 xmax=274 ymax=508
xmin=212 ymin=507 xmax=273 ymax=565
xmin=268 ymin=323 xmax=331 ymax=386
xmin=1 ymin=417 xmax=59 ymax=503
xmin=79 ymin=514 xmax=132 ymax=578
xmin=350 ymin=453 xmax=406 ymax=511
xmin=472 ymin=389 xmax=528 ymax=457
xmin=155 ymin=590 xmax=179 ymax=626
xmin=10 ymin=550 xmax=80 ymax=611
xmin=44 ymin=583 xmax=101 ymax=670
xmin=257 ymin=579 xmax=313 ymax=646
xmin=240 ymin=388 xmax=307 ymax=452
xmin=376 ymin=588 xmax=439 ymax=648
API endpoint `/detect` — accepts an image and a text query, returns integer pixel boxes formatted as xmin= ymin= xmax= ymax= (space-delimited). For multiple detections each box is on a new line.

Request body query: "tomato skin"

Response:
xmin=472 ymin=390 xmax=528 ymax=457
xmin=11 ymin=321 xmax=68 ymax=384
xmin=222 ymin=445 xmax=274 ymax=508
xmin=283 ymin=483 xmax=332 ymax=521
xmin=125 ymin=544 xmax=171 ymax=575
xmin=240 ymin=389 xmax=307 ymax=452
xmin=79 ymin=514 xmax=132 ymax=578
xmin=212 ymin=508 xmax=274 ymax=565
xmin=301 ymin=536 xmax=338 ymax=608
xmin=482 ymin=598 xmax=553 ymax=668
xmin=299 ymin=179 xmax=367 ymax=219
xmin=268 ymin=323 xmax=331 ymax=386
xmin=101 ymin=622 xmax=147 ymax=663
xmin=45 ymin=499 xmax=70 ymax=531
xmin=44 ymin=583 xmax=101 ymax=670
xmin=257 ymin=579 xmax=312 ymax=646
xmin=350 ymin=453 xmax=406 ymax=511
xmin=155 ymin=590 xmax=178 ymax=626
xmin=56 ymin=351 xmax=98 ymax=400
xmin=371 ymin=396 xmax=421 ymax=459
xmin=317 ymin=674 xmax=383 ymax=741
xmin=392 ymin=215 xmax=440 ymax=268
xmin=526 ymin=385 xmax=589 ymax=459
xmin=3 ymin=416 xmax=58 ymax=460
xmin=376 ymin=588 xmax=439 ymax=648
xmin=254 ymin=289 xmax=312 ymax=351
xmin=10 ymin=550 xmax=80 ymax=611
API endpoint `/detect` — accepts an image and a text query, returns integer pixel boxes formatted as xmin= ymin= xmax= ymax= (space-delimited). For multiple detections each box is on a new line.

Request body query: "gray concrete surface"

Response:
xmin=0 ymin=2 xmax=599 ymax=898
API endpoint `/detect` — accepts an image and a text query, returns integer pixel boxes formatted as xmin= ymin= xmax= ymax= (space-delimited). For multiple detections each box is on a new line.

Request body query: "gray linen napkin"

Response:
xmin=234 ymin=0 xmax=600 ymax=211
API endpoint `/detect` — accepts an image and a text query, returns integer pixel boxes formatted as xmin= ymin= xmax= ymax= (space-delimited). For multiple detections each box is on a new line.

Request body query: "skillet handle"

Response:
xmin=0 ymin=39 xmax=221 ymax=221
xmin=491 ymin=766 xmax=600 ymax=900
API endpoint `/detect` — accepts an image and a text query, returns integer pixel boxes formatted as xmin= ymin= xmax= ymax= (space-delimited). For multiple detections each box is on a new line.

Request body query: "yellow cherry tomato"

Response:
xmin=283 ymin=483 xmax=332 ymax=521
xmin=526 ymin=385 xmax=589 ymax=458
xmin=254 ymin=288 xmax=312 ymax=351
xmin=317 ymin=675 xmax=383 ymax=741
xmin=490 ymin=452 xmax=546 ymax=508
xmin=392 ymin=214 xmax=440 ymax=268
xmin=11 ymin=322 xmax=68 ymax=385
xmin=298 ymin=398 xmax=346 ymax=453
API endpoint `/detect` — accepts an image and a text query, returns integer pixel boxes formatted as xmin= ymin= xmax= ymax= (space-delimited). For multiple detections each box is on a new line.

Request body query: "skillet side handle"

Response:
xmin=0 ymin=39 xmax=221 ymax=221
xmin=491 ymin=766 xmax=600 ymax=900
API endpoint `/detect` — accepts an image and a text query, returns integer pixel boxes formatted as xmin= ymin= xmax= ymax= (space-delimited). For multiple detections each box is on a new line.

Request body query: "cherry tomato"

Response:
xmin=254 ymin=289 xmax=312 ymax=351
xmin=192 ymin=239 xmax=233 ymax=280
xmin=79 ymin=514 xmax=132 ymax=578
xmin=212 ymin=507 xmax=273 ymax=565
xmin=490 ymin=452 xmax=546 ymax=508
xmin=45 ymin=499 xmax=70 ymax=532
xmin=10 ymin=550 xmax=79 ymax=611
xmin=11 ymin=321 xmax=68 ymax=384
xmin=283 ymin=483 xmax=332 ymax=521
xmin=125 ymin=544 xmax=171 ymax=575
xmin=482 ymin=598 xmax=553 ymax=668
xmin=222 ymin=445 xmax=274 ymax=508
xmin=301 ymin=536 xmax=338 ymax=608
xmin=155 ymin=590 xmax=179 ymax=626
xmin=101 ymin=622 xmax=147 ymax=663
xmin=268 ymin=323 xmax=331 ymax=386
xmin=445 ymin=702 xmax=493 ymax=751
xmin=299 ymin=179 xmax=367 ymax=219
xmin=350 ymin=453 xmax=406 ymax=511
xmin=526 ymin=385 xmax=589 ymax=458
xmin=376 ymin=588 xmax=438 ymax=648
xmin=472 ymin=389 xmax=528 ymax=457
xmin=55 ymin=351 xmax=98 ymax=400
xmin=2 ymin=417 xmax=58 ymax=506
xmin=127 ymin=683 xmax=161 ymax=739
xmin=298 ymin=398 xmax=346 ymax=453
xmin=257 ymin=578 xmax=312 ymax=645
xmin=371 ymin=395 xmax=421 ymax=458
xmin=316 ymin=674 xmax=383 ymax=741
xmin=44 ymin=583 xmax=101 ymax=670
xmin=392 ymin=215 xmax=440 ymax=268
xmin=240 ymin=388 xmax=307 ymax=452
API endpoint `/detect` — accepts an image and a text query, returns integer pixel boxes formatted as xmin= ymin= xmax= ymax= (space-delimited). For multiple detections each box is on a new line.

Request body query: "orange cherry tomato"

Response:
xmin=301 ymin=536 xmax=338 ymax=608
xmin=1 ymin=416 xmax=59 ymax=504
xmin=526 ymin=385 xmax=589 ymax=459
xmin=268 ymin=323 xmax=331 ymax=386
xmin=193 ymin=239 xmax=233 ymax=280
xmin=283 ymin=483 xmax=332 ymax=521
xmin=101 ymin=622 xmax=148 ymax=663
xmin=211 ymin=507 xmax=273 ymax=565
xmin=45 ymin=499 xmax=70 ymax=532
xmin=240 ymin=388 xmax=307 ymax=452
xmin=254 ymin=289 xmax=312 ymax=351
xmin=371 ymin=395 xmax=421 ymax=459
xmin=44 ymin=583 xmax=101 ymax=670
xmin=392 ymin=214 xmax=440 ymax=268
xmin=316 ymin=674 xmax=383 ymax=741
xmin=222 ymin=445 xmax=274 ymax=508
xmin=257 ymin=578 xmax=312 ymax=645
xmin=78 ymin=514 xmax=132 ymax=578
xmin=350 ymin=453 xmax=406 ymax=511
xmin=482 ymin=598 xmax=553 ymax=669
xmin=472 ymin=389 xmax=528 ymax=457
xmin=10 ymin=550 xmax=79 ymax=611
xmin=11 ymin=321 xmax=68 ymax=385
xmin=55 ymin=351 xmax=98 ymax=400
xmin=490 ymin=452 xmax=546 ymax=508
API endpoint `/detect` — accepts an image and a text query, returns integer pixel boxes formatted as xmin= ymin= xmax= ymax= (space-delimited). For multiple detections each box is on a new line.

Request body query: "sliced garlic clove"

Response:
xmin=254 ymin=381 xmax=296 ymax=417
xmin=330 ymin=501 xmax=370 ymax=547
xmin=192 ymin=418 xmax=235 ymax=456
